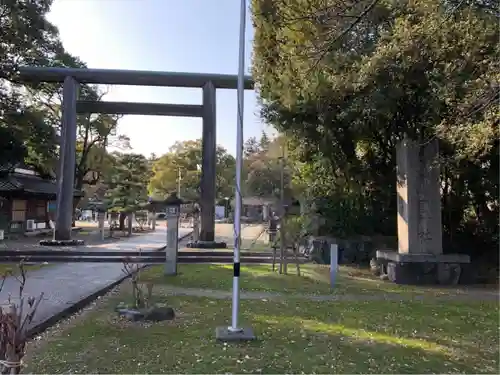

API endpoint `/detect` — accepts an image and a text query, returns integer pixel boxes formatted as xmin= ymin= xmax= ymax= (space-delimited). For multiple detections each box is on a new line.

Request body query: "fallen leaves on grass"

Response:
xmin=139 ymin=264 xmax=499 ymax=300
xmin=24 ymin=286 xmax=499 ymax=374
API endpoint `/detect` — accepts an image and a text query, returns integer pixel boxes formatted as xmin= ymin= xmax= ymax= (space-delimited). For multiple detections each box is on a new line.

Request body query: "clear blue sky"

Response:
xmin=47 ymin=0 xmax=271 ymax=157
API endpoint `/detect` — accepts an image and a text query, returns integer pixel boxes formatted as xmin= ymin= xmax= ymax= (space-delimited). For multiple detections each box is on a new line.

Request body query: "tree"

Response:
xmin=259 ymin=131 xmax=271 ymax=153
xmin=149 ymin=139 xmax=236 ymax=202
xmin=26 ymin=68 xmax=128 ymax=190
xmin=244 ymin=137 xmax=260 ymax=158
xmin=104 ymin=153 xmax=151 ymax=232
xmin=243 ymin=134 xmax=293 ymax=199
xmin=0 ymin=0 xmax=123 ymax=191
xmin=252 ymin=0 xmax=499 ymax=262
xmin=245 ymin=158 xmax=280 ymax=197
xmin=0 ymin=0 xmax=63 ymax=172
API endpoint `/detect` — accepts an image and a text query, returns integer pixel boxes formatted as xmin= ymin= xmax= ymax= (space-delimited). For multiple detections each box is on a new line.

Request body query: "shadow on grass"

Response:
xmin=140 ymin=264 xmax=341 ymax=295
xmin=25 ymin=287 xmax=499 ymax=374
xmin=139 ymin=264 xmax=475 ymax=297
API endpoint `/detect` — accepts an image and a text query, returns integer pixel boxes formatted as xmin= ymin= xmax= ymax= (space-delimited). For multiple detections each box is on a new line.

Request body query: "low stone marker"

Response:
xmin=115 ymin=303 xmax=175 ymax=322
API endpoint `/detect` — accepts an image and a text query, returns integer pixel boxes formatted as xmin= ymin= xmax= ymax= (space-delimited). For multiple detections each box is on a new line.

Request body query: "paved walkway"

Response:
xmin=212 ymin=224 xmax=267 ymax=249
xmin=0 ymin=227 xmax=192 ymax=331
xmin=155 ymin=285 xmax=499 ymax=302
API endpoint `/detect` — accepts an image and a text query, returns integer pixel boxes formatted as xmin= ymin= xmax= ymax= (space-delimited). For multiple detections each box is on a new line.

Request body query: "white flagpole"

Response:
xmin=230 ymin=0 xmax=247 ymax=332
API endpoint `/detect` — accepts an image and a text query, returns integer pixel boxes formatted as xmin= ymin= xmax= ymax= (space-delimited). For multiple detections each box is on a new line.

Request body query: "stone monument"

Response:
xmin=376 ymin=136 xmax=470 ymax=285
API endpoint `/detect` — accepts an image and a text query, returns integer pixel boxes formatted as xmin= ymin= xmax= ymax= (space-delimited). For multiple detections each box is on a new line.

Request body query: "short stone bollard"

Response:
xmin=98 ymin=212 xmax=105 ymax=240
xmin=330 ymin=244 xmax=338 ymax=287
xmin=192 ymin=214 xmax=200 ymax=242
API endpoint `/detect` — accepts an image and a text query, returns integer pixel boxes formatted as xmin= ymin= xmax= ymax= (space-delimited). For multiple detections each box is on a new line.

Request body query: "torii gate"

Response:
xmin=16 ymin=67 xmax=253 ymax=243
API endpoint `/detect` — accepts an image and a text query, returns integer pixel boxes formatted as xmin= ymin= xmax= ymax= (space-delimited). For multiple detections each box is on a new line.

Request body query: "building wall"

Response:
xmin=0 ymin=194 xmax=81 ymax=231
xmin=26 ymin=199 xmax=47 ymax=222
xmin=9 ymin=197 xmax=49 ymax=230
xmin=11 ymin=199 xmax=27 ymax=222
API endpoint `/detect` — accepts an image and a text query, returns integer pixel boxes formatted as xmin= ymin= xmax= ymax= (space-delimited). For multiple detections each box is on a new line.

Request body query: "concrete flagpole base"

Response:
xmin=215 ymin=326 xmax=256 ymax=342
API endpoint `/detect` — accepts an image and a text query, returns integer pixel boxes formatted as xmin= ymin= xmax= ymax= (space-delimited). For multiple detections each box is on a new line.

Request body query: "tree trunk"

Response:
xmin=127 ymin=212 xmax=133 ymax=236
xmin=293 ymin=244 xmax=301 ymax=276
xmin=119 ymin=212 xmax=126 ymax=231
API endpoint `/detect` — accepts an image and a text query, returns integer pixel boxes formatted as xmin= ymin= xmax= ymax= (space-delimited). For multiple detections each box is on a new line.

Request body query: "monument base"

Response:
xmin=376 ymin=250 xmax=471 ymax=285
xmin=215 ymin=326 xmax=256 ymax=342
xmin=186 ymin=241 xmax=227 ymax=249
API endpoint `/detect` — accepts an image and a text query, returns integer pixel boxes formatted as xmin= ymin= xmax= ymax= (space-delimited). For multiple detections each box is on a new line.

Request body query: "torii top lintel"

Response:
xmin=17 ymin=67 xmax=254 ymax=90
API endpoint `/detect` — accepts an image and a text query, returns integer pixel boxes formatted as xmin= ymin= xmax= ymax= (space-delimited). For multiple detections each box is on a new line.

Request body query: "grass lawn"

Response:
xmin=139 ymin=263 xmax=492 ymax=297
xmin=25 ymin=284 xmax=498 ymax=374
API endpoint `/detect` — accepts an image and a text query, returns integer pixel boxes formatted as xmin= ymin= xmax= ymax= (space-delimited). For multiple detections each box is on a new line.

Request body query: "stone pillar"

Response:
xmin=97 ymin=212 xmax=105 ymax=240
xmin=193 ymin=211 xmax=200 ymax=242
xmin=151 ymin=212 xmax=156 ymax=231
xmin=396 ymin=136 xmax=442 ymax=255
xmin=55 ymin=76 xmax=78 ymax=241
xmin=376 ymin=136 xmax=470 ymax=285
xmin=165 ymin=207 xmax=180 ymax=276
xmin=262 ymin=205 xmax=269 ymax=221
xmin=200 ymin=81 xmax=216 ymax=242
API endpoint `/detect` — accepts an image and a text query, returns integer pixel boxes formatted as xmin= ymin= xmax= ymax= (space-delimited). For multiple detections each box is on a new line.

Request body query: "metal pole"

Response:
xmin=230 ymin=0 xmax=246 ymax=333
xmin=279 ymin=152 xmax=285 ymax=274
xmin=281 ymin=145 xmax=288 ymax=274
xmin=177 ymin=168 xmax=182 ymax=198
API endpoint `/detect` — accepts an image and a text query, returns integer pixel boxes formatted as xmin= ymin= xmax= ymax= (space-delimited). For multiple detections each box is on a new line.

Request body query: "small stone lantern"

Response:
xmin=163 ymin=192 xmax=183 ymax=276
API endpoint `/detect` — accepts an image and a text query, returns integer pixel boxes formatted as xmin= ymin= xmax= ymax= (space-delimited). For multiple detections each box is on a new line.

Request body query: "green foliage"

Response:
xmin=104 ymin=153 xmax=151 ymax=213
xmin=243 ymin=133 xmax=294 ymax=199
xmin=149 ymin=139 xmax=235 ymax=202
xmin=0 ymin=0 xmax=60 ymax=172
xmin=0 ymin=0 xmax=125 ymax=192
xmin=251 ymin=0 xmax=499 ymax=257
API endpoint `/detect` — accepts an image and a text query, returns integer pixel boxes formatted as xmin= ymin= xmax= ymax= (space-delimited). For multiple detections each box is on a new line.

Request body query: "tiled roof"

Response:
xmin=0 ymin=178 xmax=22 ymax=191
xmin=14 ymin=174 xmax=59 ymax=195
xmin=0 ymin=163 xmax=17 ymax=173
xmin=0 ymin=173 xmax=83 ymax=197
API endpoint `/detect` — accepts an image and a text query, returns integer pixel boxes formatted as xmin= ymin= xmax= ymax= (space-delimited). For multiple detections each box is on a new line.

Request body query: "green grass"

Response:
xmin=139 ymin=263 xmax=488 ymax=297
xmin=25 ymin=287 xmax=499 ymax=374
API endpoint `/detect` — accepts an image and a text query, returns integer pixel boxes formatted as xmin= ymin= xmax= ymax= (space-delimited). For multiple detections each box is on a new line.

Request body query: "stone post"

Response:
xmin=193 ymin=210 xmax=200 ymax=242
xmin=262 ymin=205 xmax=269 ymax=221
xmin=330 ymin=244 xmax=338 ymax=287
xmin=55 ymin=76 xmax=78 ymax=241
xmin=97 ymin=212 xmax=105 ymax=240
xmin=200 ymin=81 xmax=216 ymax=242
xmin=165 ymin=206 xmax=180 ymax=276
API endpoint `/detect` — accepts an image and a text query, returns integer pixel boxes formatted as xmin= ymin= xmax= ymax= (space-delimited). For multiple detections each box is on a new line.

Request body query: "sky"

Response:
xmin=47 ymin=0 xmax=271 ymax=157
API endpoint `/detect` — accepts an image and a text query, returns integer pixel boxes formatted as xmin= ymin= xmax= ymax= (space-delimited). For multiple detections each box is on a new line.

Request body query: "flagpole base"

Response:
xmin=215 ymin=326 xmax=256 ymax=342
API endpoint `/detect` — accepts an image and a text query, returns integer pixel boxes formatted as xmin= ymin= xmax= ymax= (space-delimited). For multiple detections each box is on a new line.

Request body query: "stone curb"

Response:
xmin=26 ymin=231 xmax=193 ymax=339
